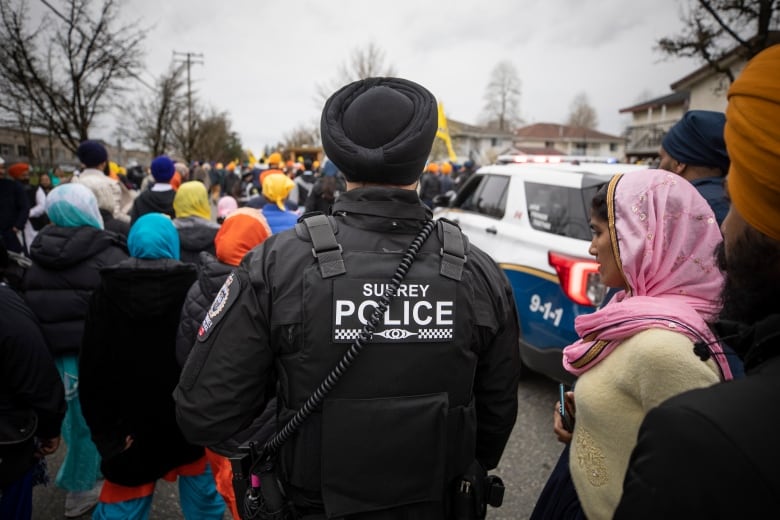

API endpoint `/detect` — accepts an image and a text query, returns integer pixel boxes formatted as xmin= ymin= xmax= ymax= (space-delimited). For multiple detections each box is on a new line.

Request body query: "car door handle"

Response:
xmin=485 ymin=226 xmax=497 ymax=234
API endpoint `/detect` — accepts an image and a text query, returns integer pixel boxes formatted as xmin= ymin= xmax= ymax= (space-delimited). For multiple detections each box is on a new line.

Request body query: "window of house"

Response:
xmin=609 ymin=143 xmax=617 ymax=152
xmin=0 ymin=143 xmax=13 ymax=156
xmin=17 ymin=145 xmax=28 ymax=157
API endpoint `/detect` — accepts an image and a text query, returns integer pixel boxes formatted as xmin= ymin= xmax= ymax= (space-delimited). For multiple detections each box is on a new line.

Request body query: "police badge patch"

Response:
xmin=197 ymin=272 xmax=240 ymax=342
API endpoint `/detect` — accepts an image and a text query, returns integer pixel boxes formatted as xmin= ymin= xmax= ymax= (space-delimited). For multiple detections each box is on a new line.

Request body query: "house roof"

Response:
xmin=514 ymin=123 xmax=624 ymax=141
xmin=618 ymin=91 xmax=689 ymax=114
xmin=447 ymin=118 xmax=515 ymax=138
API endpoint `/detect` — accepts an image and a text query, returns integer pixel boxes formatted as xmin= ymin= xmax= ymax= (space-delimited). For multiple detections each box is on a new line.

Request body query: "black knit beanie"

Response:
xmin=320 ymin=77 xmax=437 ymax=185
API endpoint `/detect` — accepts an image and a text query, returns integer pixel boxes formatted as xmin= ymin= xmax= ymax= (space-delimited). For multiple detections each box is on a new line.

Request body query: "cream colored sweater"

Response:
xmin=569 ymin=328 xmax=721 ymax=520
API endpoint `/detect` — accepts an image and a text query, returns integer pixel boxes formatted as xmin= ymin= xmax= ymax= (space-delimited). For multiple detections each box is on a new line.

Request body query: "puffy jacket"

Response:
xmin=173 ymin=216 xmax=220 ymax=265
xmin=176 ymin=251 xmax=233 ymax=366
xmin=22 ymin=225 xmax=128 ymax=357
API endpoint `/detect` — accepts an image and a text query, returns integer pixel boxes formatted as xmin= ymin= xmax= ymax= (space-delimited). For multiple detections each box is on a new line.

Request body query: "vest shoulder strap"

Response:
xmin=438 ymin=218 xmax=467 ymax=281
xmin=298 ymin=214 xmax=346 ymax=279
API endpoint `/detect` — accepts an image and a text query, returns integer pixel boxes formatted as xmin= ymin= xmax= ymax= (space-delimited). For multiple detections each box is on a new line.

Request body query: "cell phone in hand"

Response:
xmin=559 ymin=383 xmax=574 ymax=433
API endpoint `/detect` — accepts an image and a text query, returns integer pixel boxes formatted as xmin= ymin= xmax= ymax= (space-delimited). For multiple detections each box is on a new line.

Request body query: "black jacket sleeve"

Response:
xmin=469 ymin=250 xmax=521 ymax=470
xmin=0 ymin=288 xmax=65 ymax=440
xmin=174 ymin=263 xmax=275 ymax=447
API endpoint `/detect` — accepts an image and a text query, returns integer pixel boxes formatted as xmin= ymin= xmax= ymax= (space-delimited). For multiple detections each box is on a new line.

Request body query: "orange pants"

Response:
xmin=205 ymin=448 xmax=240 ymax=519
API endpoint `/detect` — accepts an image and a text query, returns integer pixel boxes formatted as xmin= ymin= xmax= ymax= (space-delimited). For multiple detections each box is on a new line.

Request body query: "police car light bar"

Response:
xmin=548 ymin=251 xmax=605 ymax=307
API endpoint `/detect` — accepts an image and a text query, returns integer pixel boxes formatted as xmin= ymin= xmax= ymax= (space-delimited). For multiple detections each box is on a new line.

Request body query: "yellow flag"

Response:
xmin=246 ymin=149 xmax=258 ymax=166
xmin=436 ymin=102 xmax=458 ymax=162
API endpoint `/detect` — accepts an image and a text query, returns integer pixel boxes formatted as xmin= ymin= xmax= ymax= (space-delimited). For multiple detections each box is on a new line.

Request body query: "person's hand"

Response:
xmin=553 ymin=390 xmax=576 ymax=444
xmin=35 ymin=436 xmax=61 ymax=458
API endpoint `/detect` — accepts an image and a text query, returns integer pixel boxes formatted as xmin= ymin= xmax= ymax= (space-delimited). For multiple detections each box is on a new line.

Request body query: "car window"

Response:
xmin=457 ymin=174 xmax=509 ymax=218
xmin=525 ymin=181 xmax=596 ymax=240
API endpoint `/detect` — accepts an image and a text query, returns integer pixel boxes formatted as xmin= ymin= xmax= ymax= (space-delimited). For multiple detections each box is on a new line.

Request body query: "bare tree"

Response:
xmin=282 ymin=122 xmax=320 ymax=149
xmin=124 ymin=64 xmax=187 ymax=157
xmin=174 ymin=106 xmax=242 ymax=163
xmin=0 ymin=0 xmax=146 ymax=155
xmin=315 ymin=42 xmax=396 ymax=105
xmin=482 ymin=61 xmax=522 ymax=132
xmin=567 ymin=92 xmax=599 ymax=129
xmin=658 ymin=0 xmax=780 ymax=82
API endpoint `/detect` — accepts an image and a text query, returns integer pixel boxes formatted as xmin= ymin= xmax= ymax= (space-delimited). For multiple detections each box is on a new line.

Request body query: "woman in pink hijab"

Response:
xmin=538 ymin=170 xmax=734 ymax=520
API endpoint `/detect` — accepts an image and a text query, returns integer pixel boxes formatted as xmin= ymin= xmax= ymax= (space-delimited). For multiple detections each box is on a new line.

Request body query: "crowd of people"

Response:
xmin=0 ymin=44 xmax=778 ymax=520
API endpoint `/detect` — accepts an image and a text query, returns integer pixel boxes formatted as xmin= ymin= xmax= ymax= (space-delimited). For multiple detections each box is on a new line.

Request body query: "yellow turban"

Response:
xmin=262 ymin=173 xmax=295 ymax=210
xmin=725 ymin=44 xmax=780 ymax=241
xmin=173 ymin=181 xmax=212 ymax=220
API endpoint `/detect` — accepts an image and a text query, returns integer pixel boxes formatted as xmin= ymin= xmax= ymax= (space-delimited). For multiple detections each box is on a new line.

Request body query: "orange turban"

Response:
xmin=440 ymin=162 xmax=453 ymax=175
xmin=8 ymin=162 xmax=30 ymax=180
xmin=215 ymin=213 xmax=271 ymax=266
xmin=170 ymin=171 xmax=182 ymax=191
xmin=725 ymin=44 xmax=780 ymax=241
xmin=427 ymin=163 xmax=439 ymax=174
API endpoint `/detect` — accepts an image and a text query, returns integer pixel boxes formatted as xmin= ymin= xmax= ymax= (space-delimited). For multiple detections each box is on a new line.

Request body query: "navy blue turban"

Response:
xmin=662 ymin=110 xmax=729 ymax=175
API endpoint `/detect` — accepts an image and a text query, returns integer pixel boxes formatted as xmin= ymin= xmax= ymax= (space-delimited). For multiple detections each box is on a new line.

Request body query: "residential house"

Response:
xmin=441 ymin=118 xmax=515 ymax=165
xmin=512 ymin=123 xmax=626 ymax=160
xmin=618 ymin=92 xmax=689 ymax=162
xmin=620 ymin=35 xmax=780 ymax=163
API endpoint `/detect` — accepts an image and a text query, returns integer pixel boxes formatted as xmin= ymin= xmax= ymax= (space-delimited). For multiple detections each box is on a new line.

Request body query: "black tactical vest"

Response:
xmin=276 ymin=215 xmax=480 ymax=517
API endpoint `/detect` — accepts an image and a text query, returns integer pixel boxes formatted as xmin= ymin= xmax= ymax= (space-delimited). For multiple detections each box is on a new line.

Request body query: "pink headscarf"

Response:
xmin=562 ymin=170 xmax=732 ymax=380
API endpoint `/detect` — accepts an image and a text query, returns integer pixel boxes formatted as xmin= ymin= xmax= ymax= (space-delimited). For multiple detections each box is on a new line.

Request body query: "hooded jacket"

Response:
xmin=173 ymin=216 xmax=220 ymax=265
xmin=22 ymin=225 xmax=128 ymax=357
xmin=79 ymin=257 xmax=202 ymax=486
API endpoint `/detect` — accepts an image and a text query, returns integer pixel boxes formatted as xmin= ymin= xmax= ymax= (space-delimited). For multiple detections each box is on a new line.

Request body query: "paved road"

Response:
xmin=33 ymin=372 xmax=561 ymax=519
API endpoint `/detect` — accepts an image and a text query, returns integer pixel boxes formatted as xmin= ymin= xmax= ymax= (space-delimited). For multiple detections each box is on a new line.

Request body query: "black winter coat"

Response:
xmin=176 ymin=251 xmax=233 ymax=367
xmin=0 ymin=285 xmax=65 ymax=484
xmin=615 ymin=315 xmax=780 ymax=519
xmin=129 ymin=189 xmax=176 ymax=225
xmin=173 ymin=217 xmax=220 ymax=266
xmin=22 ymin=226 xmax=128 ymax=357
xmin=79 ymin=258 xmax=202 ymax=486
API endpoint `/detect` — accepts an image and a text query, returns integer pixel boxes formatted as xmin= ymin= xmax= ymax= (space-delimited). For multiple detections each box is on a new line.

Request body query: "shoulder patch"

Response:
xmin=197 ymin=272 xmax=241 ymax=342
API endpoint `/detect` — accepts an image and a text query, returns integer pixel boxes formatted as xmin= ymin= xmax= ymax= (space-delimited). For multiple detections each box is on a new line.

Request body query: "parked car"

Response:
xmin=433 ymin=161 xmax=647 ymax=383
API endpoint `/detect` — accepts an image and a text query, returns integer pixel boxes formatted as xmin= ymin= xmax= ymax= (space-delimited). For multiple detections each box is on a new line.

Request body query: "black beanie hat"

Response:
xmin=320 ymin=77 xmax=438 ymax=185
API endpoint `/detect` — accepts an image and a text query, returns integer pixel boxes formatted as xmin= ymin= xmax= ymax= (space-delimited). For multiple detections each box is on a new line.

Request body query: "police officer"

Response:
xmin=174 ymin=77 xmax=521 ymax=519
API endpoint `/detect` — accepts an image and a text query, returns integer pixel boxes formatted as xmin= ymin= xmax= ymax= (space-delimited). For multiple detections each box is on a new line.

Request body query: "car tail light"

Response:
xmin=548 ymin=251 xmax=606 ymax=307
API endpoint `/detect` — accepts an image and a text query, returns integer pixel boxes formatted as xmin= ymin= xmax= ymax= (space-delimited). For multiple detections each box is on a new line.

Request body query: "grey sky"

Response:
xmin=98 ymin=0 xmax=697 ymax=154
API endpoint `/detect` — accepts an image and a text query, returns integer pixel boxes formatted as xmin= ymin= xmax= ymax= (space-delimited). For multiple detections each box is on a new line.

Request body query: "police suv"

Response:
xmin=434 ymin=160 xmax=647 ymax=383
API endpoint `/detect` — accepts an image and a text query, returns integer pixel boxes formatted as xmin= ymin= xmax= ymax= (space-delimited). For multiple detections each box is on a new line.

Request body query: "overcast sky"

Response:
xmin=90 ymin=0 xmax=699 ymax=154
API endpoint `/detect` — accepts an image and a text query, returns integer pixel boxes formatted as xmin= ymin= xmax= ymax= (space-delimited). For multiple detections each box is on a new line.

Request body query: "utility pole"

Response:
xmin=173 ymin=51 xmax=204 ymax=161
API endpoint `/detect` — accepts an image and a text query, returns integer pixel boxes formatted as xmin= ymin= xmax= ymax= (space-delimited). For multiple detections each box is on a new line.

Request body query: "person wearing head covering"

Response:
xmin=614 ymin=44 xmax=780 ymax=520
xmin=419 ymin=161 xmax=441 ymax=207
xmin=77 ymin=169 xmax=131 ymax=240
xmin=174 ymin=209 xmax=271 ymax=519
xmin=534 ymin=170 xmax=732 ymax=519
xmin=439 ymin=162 xmax=455 ymax=194
xmin=293 ymin=158 xmax=317 ymax=207
xmin=258 ymin=172 xmax=298 ymax=233
xmin=175 ymin=77 xmax=521 ymax=519
xmin=20 ymin=183 xmax=128 ymax=517
xmin=216 ymin=195 xmax=238 ymax=224
xmin=0 ymin=159 xmax=29 ymax=254
xmin=658 ymin=109 xmax=730 ymax=225
xmin=258 ymin=152 xmax=285 ymax=185
xmin=129 ymin=155 xmax=178 ymax=225
xmin=71 ymin=140 xmax=133 ymax=224
xmin=78 ymin=213 xmax=224 ymax=519
xmin=172 ymin=181 xmax=221 ymax=265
